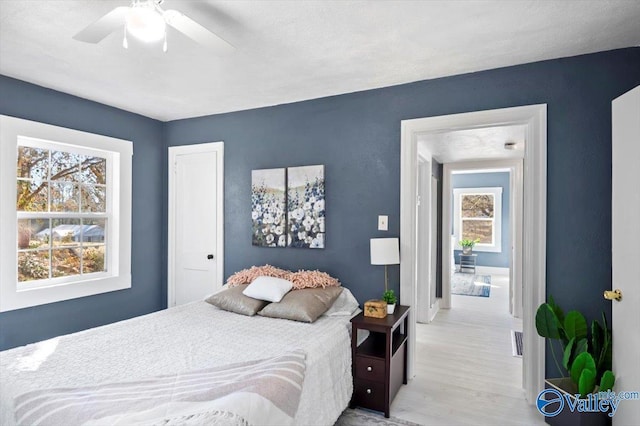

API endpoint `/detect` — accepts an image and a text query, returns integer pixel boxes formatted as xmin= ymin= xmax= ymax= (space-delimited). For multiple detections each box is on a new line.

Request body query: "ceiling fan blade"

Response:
xmin=163 ymin=9 xmax=234 ymax=54
xmin=73 ymin=6 xmax=129 ymax=43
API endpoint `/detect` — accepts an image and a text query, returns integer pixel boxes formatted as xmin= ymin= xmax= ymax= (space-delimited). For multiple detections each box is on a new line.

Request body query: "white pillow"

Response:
xmin=243 ymin=276 xmax=293 ymax=302
xmin=323 ymin=287 xmax=361 ymax=316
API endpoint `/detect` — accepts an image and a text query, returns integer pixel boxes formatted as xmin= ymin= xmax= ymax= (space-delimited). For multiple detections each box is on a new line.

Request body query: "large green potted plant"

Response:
xmin=536 ymin=296 xmax=615 ymax=425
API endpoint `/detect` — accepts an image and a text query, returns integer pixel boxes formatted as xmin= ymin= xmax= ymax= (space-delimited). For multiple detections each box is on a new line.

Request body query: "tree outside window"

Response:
xmin=17 ymin=144 xmax=108 ymax=283
xmin=461 ymin=193 xmax=494 ymax=244
xmin=453 ymin=187 xmax=502 ymax=253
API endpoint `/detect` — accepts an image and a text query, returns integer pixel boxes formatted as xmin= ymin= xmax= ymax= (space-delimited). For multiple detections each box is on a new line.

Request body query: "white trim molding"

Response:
xmin=400 ymin=104 xmax=547 ymax=404
xmin=0 ymin=115 xmax=132 ymax=312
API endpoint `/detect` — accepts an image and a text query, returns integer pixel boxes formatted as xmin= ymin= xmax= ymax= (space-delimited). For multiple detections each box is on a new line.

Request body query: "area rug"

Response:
xmin=335 ymin=408 xmax=424 ymax=426
xmin=450 ymin=273 xmax=491 ymax=297
xmin=511 ymin=330 xmax=523 ymax=357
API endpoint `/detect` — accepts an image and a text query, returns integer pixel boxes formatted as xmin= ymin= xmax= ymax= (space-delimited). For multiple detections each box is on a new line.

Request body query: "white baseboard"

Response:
xmin=428 ymin=298 xmax=440 ymax=321
xmin=476 ymin=266 xmax=509 ymax=276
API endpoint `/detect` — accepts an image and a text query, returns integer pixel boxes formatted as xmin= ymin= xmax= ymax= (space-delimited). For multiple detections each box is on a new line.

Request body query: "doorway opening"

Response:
xmin=442 ymin=160 xmax=523 ymax=315
xmin=417 ymin=127 xmax=525 ymax=380
xmin=400 ymin=104 xmax=547 ymax=404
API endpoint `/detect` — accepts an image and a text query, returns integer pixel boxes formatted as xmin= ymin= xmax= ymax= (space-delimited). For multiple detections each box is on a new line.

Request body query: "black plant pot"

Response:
xmin=543 ymin=379 xmax=611 ymax=426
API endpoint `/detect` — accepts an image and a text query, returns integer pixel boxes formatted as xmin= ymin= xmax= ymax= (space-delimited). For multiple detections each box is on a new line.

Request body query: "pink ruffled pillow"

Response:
xmin=226 ymin=265 xmax=291 ymax=287
xmin=288 ymin=270 xmax=341 ymax=289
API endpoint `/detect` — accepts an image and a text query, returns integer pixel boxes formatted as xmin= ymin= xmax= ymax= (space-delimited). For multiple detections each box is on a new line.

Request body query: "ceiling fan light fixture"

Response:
xmin=73 ymin=0 xmax=234 ymax=54
xmin=125 ymin=3 xmax=166 ymax=43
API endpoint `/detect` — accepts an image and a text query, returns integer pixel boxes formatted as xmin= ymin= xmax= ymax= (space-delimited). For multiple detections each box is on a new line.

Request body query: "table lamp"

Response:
xmin=370 ymin=237 xmax=400 ymax=293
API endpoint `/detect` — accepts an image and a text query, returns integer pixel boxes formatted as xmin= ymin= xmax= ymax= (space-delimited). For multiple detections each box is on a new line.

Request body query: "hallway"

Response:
xmin=390 ymin=275 xmax=544 ymax=425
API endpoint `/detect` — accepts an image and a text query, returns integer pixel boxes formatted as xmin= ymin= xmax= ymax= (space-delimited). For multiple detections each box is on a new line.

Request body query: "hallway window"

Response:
xmin=453 ymin=187 xmax=502 ymax=252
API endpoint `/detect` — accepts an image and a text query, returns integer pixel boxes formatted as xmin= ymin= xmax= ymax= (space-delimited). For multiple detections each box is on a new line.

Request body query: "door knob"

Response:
xmin=603 ymin=289 xmax=622 ymax=301
xmin=207 ymin=254 xmax=214 ymax=260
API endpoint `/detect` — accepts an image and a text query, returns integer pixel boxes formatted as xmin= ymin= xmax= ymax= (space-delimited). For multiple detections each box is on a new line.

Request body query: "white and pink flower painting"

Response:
xmin=251 ymin=165 xmax=325 ymax=249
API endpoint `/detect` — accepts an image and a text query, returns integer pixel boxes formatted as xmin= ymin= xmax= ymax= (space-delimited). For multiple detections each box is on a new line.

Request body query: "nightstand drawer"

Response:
xmin=354 ymin=356 xmax=385 ymax=382
xmin=353 ymin=379 xmax=385 ymax=411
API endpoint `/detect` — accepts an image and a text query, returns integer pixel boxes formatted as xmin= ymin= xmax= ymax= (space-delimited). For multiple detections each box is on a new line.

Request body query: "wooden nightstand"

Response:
xmin=349 ymin=305 xmax=410 ymax=418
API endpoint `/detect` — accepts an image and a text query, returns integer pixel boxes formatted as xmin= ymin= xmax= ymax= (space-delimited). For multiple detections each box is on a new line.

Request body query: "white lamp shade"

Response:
xmin=370 ymin=238 xmax=400 ymax=265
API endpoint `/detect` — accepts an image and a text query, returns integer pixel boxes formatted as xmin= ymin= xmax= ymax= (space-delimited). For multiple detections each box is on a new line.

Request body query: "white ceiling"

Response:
xmin=1 ymin=1 xmax=639 ymax=122
xmin=418 ymin=125 xmax=526 ymax=163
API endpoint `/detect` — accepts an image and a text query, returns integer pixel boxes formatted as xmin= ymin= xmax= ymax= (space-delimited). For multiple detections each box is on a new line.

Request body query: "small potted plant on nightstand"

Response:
xmin=459 ymin=238 xmax=480 ymax=254
xmin=383 ymin=290 xmax=397 ymax=314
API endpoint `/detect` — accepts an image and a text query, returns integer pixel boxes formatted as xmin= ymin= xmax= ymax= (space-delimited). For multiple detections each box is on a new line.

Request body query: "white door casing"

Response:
xmin=429 ymin=175 xmax=439 ymax=322
xmin=510 ymin=161 xmax=524 ymax=319
xmin=416 ymin=155 xmax=431 ymax=323
xmin=611 ymin=86 xmax=640 ymax=425
xmin=168 ymin=142 xmax=224 ymax=307
xmin=400 ymin=104 xmax=546 ymax=404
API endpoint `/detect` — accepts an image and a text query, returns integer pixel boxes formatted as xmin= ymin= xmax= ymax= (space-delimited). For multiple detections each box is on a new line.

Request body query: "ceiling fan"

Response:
xmin=73 ymin=0 xmax=234 ymax=53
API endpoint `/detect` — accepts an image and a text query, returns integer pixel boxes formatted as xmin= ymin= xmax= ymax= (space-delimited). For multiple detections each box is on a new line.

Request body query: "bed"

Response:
xmin=0 ymin=296 xmax=356 ymax=425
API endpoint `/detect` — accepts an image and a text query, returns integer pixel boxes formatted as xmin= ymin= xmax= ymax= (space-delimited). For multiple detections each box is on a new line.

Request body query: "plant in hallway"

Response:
xmin=459 ymin=238 xmax=480 ymax=254
xmin=382 ymin=289 xmax=397 ymax=314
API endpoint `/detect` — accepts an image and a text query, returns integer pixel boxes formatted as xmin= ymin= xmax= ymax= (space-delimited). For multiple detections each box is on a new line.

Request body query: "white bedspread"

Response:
xmin=0 ymin=302 xmax=353 ymax=426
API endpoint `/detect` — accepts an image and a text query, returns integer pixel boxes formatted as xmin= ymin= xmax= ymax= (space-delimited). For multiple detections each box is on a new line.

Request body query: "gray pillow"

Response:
xmin=258 ymin=287 xmax=344 ymax=323
xmin=205 ymin=284 xmax=269 ymax=316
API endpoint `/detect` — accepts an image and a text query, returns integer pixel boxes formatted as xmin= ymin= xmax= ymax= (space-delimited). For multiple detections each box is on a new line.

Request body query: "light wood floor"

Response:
xmin=390 ymin=275 xmax=545 ymax=425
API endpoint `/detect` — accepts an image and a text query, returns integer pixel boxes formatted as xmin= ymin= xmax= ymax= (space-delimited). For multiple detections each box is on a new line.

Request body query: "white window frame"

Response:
xmin=0 ymin=115 xmax=132 ymax=312
xmin=453 ymin=186 xmax=502 ymax=253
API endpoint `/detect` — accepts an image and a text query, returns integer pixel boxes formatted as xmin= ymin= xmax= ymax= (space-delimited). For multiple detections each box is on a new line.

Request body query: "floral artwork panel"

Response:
xmin=251 ymin=168 xmax=287 ymax=247
xmin=287 ymin=165 xmax=325 ymax=249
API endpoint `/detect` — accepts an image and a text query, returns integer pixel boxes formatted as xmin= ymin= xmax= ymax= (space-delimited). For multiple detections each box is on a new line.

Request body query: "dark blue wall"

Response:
xmin=452 ymin=172 xmax=510 ymax=268
xmin=0 ymin=76 xmax=165 ymax=351
xmin=165 ymin=48 xmax=640 ymax=377
xmin=164 ymin=95 xmax=404 ymax=304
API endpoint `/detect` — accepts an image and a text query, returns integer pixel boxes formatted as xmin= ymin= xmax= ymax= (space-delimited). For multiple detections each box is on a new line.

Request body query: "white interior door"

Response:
xmin=168 ymin=142 xmax=224 ymax=307
xmin=611 ymin=85 xmax=639 ymax=425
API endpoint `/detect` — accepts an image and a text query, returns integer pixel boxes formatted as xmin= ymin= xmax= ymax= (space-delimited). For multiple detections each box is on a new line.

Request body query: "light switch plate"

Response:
xmin=378 ymin=215 xmax=388 ymax=231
